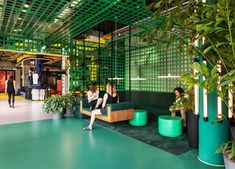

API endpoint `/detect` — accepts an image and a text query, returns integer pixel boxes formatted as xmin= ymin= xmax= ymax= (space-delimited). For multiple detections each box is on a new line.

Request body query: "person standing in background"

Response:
xmin=5 ymin=75 xmax=16 ymax=108
xmin=28 ymin=68 xmax=33 ymax=86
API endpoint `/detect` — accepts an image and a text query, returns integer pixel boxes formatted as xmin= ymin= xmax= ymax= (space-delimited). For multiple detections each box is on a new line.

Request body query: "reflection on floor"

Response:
xmin=0 ymin=98 xmax=52 ymax=125
xmin=0 ymin=119 xmax=222 ymax=169
xmin=0 ymin=97 xmax=224 ymax=169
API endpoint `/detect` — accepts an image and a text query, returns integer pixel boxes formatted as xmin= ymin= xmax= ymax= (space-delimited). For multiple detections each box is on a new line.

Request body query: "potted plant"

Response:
xmin=216 ymin=124 xmax=235 ymax=169
xmin=169 ymin=91 xmax=194 ymax=116
xmin=169 ymin=91 xmax=198 ymax=148
xmin=42 ymin=94 xmax=67 ymax=119
xmin=64 ymin=93 xmax=77 ymax=117
xmin=145 ymin=0 xmax=235 ymax=167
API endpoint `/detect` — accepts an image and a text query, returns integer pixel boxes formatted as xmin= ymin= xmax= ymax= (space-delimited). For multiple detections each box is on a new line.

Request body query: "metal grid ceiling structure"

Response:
xmin=0 ymin=0 xmax=152 ymax=43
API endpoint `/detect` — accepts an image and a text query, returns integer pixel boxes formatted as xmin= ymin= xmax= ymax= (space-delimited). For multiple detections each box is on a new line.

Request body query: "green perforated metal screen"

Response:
xmin=125 ymin=35 xmax=193 ymax=92
xmin=69 ymin=39 xmax=126 ymax=92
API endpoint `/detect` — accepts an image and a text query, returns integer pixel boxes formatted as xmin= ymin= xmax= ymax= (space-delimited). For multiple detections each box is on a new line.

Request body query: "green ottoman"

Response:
xmin=129 ymin=109 xmax=148 ymax=126
xmin=158 ymin=115 xmax=182 ymax=137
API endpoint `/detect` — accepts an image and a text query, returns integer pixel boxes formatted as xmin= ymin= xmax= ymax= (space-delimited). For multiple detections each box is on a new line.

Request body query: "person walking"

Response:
xmin=5 ymin=75 xmax=16 ymax=108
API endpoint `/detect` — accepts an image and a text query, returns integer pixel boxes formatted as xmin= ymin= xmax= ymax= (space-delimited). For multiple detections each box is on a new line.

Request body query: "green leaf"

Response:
xmin=191 ymin=62 xmax=203 ymax=73
xmin=215 ymin=42 xmax=225 ymax=48
xmin=231 ymin=141 xmax=235 ymax=159
xmin=225 ymin=33 xmax=232 ymax=42
xmin=211 ymin=66 xmax=218 ymax=79
xmin=154 ymin=1 xmax=162 ymax=8
xmin=203 ymin=46 xmax=214 ymax=54
xmin=220 ymin=74 xmax=235 ymax=87
xmin=201 ymin=63 xmax=209 ymax=76
xmin=228 ymin=20 xmax=233 ymax=28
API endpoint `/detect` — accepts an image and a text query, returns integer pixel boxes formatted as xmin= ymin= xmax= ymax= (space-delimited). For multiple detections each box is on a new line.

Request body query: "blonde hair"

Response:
xmin=106 ymin=82 xmax=116 ymax=94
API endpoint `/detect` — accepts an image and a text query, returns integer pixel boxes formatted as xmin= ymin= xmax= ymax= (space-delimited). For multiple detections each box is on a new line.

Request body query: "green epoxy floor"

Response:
xmin=0 ymin=119 xmax=223 ymax=169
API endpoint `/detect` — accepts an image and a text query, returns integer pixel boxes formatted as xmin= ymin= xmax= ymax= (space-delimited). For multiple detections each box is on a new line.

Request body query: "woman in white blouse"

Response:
xmin=87 ymin=82 xmax=102 ymax=109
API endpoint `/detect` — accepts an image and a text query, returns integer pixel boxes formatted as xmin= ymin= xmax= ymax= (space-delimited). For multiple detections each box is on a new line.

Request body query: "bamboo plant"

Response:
xmin=144 ymin=0 xmax=235 ymax=160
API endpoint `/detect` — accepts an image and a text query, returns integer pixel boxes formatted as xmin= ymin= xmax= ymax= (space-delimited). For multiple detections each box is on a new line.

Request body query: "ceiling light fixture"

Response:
xmin=131 ymin=76 xmax=147 ymax=81
xmin=24 ymin=4 xmax=29 ymax=8
xmin=158 ymin=73 xmax=180 ymax=79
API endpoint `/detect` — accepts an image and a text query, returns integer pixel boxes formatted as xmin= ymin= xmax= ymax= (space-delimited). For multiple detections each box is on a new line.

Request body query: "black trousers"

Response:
xmin=7 ymin=92 xmax=15 ymax=106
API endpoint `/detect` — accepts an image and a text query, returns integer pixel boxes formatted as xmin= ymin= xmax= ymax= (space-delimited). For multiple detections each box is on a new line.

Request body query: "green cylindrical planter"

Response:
xmin=129 ymin=109 xmax=148 ymax=126
xmin=158 ymin=115 xmax=182 ymax=137
xmin=198 ymin=92 xmax=229 ymax=166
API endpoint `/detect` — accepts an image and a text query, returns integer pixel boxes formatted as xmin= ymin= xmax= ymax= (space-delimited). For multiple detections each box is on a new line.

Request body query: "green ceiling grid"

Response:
xmin=104 ymin=1 xmax=151 ymax=26
xmin=9 ymin=0 xmax=37 ymax=35
xmin=26 ymin=0 xmax=69 ymax=38
xmin=3 ymin=0 xmax=17 ymax=34
xmin=29 ymin=0 xmax=75 ymax=38
xmin=0 ymin=0 xmax=69 ymax=38
xmin=14 ymin=0 xmax=50 ymax=36
xmin=0 ymin=33 xmax=66 ymax=55
xmin=8 ymin=0 xmax=28 ymax=34
xmin=0 ymin=34 xmax=44 ymax=52
xmin=0 ymin=0 xmax=154 ymax=44
xmin=48 ymin=0 xmax=116 ymax=42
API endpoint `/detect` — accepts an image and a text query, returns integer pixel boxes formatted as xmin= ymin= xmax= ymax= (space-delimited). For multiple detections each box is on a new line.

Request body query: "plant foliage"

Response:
xmin=145 ymin=0 xmax=235 ymax=160
xmin=42 ymin=94 xmax=76 ymax=114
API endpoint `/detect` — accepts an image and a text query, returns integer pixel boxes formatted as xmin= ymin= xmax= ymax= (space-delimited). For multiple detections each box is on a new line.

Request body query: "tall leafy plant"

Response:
xmin=144 ymin=0 xmax=235 ymax=160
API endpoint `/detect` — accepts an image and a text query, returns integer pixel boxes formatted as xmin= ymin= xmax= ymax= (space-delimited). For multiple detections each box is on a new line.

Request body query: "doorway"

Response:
xmin=0 ymin=70 xmax=15 ymax=92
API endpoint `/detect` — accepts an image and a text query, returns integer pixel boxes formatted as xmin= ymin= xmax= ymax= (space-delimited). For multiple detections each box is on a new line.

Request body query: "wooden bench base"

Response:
xmin=80 ymin=108 xmax=134 ymax=123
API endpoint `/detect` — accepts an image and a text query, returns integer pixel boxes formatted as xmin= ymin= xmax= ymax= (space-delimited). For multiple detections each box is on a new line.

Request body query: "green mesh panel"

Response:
xmin=125 ymin=36 xmax=193 ymax=92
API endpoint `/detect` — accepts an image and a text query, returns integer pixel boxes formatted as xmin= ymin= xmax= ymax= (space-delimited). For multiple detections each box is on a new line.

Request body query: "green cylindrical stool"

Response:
xmin=129 ymin=109 xmax=148 ymax=126
xmin=158 ymin=115 xmax=182 ymax=137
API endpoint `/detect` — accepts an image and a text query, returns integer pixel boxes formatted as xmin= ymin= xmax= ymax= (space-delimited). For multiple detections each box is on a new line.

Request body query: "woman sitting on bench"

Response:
xmin=87 ymin=82 xmax=102 ymax=110
xmin=83 ymin=82 xmax=119 ymax=130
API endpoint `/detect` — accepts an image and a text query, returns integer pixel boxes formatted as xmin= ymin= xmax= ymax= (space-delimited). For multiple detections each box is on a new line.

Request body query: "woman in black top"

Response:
xmin=83 ymin=82 xmax=119 ymax=130
xmin=5 ymin=75 xmax=16 ymax=108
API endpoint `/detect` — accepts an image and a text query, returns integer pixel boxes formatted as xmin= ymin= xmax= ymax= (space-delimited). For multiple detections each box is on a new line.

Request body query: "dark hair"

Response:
xmin=9 ymin=75 xmax=14 ymax=80
xmin=174 ymin=87 xmax=184 ymax=94
xmin=90 ymin=82 xmax=97 ymax=93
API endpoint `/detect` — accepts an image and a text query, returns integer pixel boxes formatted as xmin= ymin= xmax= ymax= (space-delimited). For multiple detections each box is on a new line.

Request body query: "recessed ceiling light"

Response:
xmin=22 ymin=9 xmax=27 ymax=12
xmin=24 ymin=4 xmax=29 ymax=8
xmin=18 ymin=17 xmax=22 ymax=20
